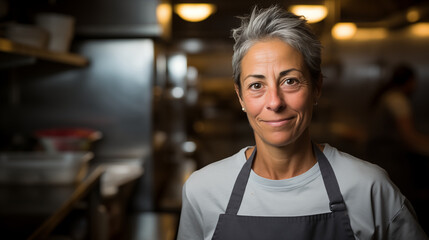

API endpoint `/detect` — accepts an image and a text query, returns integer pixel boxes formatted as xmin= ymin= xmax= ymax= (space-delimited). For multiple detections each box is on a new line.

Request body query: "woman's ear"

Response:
xmin=234 ymin=84 xmax=245 ymax=108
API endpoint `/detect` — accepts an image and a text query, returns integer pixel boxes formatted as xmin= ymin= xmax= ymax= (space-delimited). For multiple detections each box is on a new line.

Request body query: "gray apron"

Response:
xmin=212 ymin=144 xmax=355 ymax=240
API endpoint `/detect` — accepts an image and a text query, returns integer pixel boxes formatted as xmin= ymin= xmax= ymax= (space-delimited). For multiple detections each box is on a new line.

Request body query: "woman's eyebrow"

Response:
xmin=279 ymin=68 xmax=303 ymax=78
xmin=243 ymin=74 xmax=265 ymax=81
xmin=243 ymin=68 xmax=303 ymax=82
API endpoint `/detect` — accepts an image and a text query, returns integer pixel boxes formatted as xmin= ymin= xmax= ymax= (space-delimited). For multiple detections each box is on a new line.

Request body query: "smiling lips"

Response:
xmin=262 ymin=117 xmax=295 ymax=127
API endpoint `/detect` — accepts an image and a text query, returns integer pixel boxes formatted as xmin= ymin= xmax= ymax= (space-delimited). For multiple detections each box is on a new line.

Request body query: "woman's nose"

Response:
xmin=266 ymin=87 xmax=285 ymax=112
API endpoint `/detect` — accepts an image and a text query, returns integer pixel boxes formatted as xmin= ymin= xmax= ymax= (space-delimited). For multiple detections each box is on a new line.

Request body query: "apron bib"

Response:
xmin=212 ymin=143 xmax=355 ymax=240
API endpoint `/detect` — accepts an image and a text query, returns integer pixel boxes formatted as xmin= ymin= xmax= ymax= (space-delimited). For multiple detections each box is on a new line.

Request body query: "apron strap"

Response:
xmin=312 ymin=143 xmax=347 ymax=212
xmin=225 ymin=143 xmax=347 ymax=215
xmin=225 ymin=147 xmax=256 ymax=215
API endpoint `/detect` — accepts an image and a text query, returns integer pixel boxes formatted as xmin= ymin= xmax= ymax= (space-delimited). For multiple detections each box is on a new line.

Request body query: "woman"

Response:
xmin=177 ymin=6 xmax=427 ymax=240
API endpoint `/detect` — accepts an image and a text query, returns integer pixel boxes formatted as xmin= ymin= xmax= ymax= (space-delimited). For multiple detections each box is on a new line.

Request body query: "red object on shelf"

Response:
xmin=34 ymin=128 xmax=102 ymax=152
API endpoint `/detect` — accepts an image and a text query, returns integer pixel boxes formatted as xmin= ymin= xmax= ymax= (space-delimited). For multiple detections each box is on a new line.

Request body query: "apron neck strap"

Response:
xmin=313 ymin=143 xmax=347 ymax=212
xmin=225 ymin=143 xmax=346 ymax=215
xmin=225 ymin=147 xmax=256 ymax=215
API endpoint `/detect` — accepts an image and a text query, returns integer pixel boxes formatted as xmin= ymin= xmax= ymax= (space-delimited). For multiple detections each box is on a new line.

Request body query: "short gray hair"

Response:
xmin=232 ymin=5 xmax=322 ymax=91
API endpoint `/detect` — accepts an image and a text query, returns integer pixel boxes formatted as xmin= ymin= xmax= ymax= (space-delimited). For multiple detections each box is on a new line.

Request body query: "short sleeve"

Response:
xmin=177 ymin=182 xmax=205 ymax=240
xmin=386 ymin=199 xmax=428 ymax=240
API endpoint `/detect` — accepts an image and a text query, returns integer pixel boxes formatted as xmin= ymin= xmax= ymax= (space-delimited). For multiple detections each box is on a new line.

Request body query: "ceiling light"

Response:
xmin=157 ymin=3 xmax=172 ymax=25
xmin=174 ymin=3 xmax=216 ymax=22
xmin=410 ymin=23 xmax=429 ymax=37
xmin=406 ymin=9 xmax=420 ymax=23
xmin=289 ymin=5 xmax=328 ymax=23
xmin=331 ymin=22 xmax=357 ymax=40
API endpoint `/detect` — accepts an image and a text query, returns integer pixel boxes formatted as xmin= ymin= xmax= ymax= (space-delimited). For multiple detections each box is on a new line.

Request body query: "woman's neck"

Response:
xmin=250 ymin=130 xmax=317 ymax=180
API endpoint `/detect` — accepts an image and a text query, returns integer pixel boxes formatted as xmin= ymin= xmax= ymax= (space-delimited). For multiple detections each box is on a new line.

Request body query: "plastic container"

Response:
xmin=35 ymin=13 xmax=75 ymax=53
xmin=4 ymin=23 xmax=50 ymax=48
xmin=0 ymin=151 xmax=93 ymax=185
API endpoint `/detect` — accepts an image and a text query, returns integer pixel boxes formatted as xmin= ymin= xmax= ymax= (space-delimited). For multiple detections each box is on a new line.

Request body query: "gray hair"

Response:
xmin=232 ymin=5 xmax=322 ymax=91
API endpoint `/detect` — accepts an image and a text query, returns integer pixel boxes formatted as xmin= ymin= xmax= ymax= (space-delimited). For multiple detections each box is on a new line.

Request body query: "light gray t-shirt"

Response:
xmin=178 ymin=144 xmax=427 ymax=240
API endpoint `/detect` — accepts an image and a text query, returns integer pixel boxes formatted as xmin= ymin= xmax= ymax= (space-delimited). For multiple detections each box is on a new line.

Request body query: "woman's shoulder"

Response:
xmin=184 ymin=147 xmax=248 ymax=193
xmin=323 ymin=144 xmax=389 ymax=180
xmin=323 ymin=143 xmax=404 ymax=201
xmin=192 ymin=147 xmax=247 ymax=177
xmin=322 ymin=145 xmax=414 ymax=239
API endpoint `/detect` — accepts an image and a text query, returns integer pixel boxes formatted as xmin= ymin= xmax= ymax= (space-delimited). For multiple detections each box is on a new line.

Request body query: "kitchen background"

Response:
xmin=0 ymin=0 xmax=429 ymax=239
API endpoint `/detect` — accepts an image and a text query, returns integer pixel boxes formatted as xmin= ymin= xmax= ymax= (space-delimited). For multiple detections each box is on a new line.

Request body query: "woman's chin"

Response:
xmin=256 ymin=130 xmax=310 ymax=148
xmin=260 ymin=137 xmax=298 ymax=148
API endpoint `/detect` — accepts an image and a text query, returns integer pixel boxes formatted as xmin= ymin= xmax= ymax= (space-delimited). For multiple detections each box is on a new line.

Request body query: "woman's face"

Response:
xmin=237 ymin=38 xmax=321 ymax=147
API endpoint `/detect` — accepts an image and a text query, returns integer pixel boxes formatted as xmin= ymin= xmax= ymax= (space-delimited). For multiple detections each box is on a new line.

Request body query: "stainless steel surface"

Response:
xmin=0 ymin=151 xmax=92 ymax=184
xmin=1 ymin=39 xmax=154 ymax=159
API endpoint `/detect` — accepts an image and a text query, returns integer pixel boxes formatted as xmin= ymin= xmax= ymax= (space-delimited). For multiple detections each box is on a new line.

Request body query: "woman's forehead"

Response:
xmin=241 ymin=39 xmax=306 ymax=75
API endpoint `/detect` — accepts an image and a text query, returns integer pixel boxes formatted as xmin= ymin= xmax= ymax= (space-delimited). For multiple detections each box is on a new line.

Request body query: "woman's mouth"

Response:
xmin=263 ymin=117 xmax=295 ymax=127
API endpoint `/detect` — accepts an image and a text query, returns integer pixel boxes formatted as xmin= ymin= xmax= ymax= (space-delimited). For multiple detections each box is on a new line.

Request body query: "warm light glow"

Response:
xmin=332 ymin=22 xmax=357 ymax=40
xmin=407 ymin=9 xmax=420 ymax=23
xmin=174 ymin=4 xmax=216 ymax=22
xmin=410 ymin=23 xmax=429 ymax=37
xmin=289 ymin=5 xmax=328 ymax=23
xmin=354 ymin=28 xmax=388 ymax=40
xmin=157 ymin=3 xmax=172 ymax=25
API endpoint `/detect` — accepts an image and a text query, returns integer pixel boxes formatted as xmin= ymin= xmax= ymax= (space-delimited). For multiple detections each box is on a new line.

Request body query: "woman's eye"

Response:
xmin=249 ymin=83 xmax=262 ymax=89
xmin=284 ymin=78 xmax=298 ymax=85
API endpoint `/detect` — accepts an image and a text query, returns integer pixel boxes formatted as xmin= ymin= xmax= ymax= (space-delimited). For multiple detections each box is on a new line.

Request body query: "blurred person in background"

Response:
xmin=368 ymin=64 xmax=429 ymax=199
xmin=177 ymin=6 xmax=428 ymax=240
